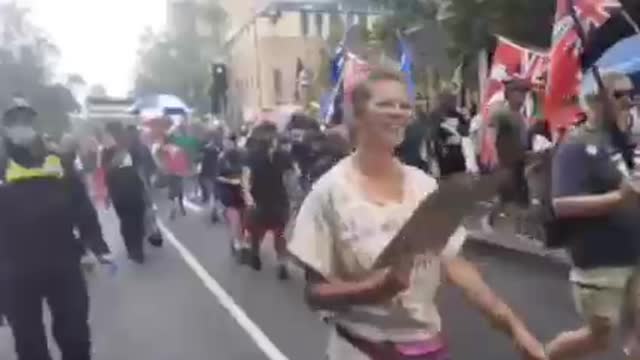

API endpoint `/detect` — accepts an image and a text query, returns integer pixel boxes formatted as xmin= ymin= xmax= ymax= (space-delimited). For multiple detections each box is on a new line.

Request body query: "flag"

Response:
xmin=343 ymin=53 xmax=372 ymax=104
xmin=331 ymin=43 xmax=345 ymax=86
xmin=544 ymin=0 xmax=622 ymax=131
xmin=399 ymin=36 xmax=416 ymax=101
xmin=581 ymin=10 xmax=638 ymax=69
xmin=294 ymin=58 xmax=304 ymax=101
xmin=323 ymin=43 xmax=347 ymax=124
xmin=451 ymin=62 xmax=463 ymax=93
xmin=479 ymin=36 xmax=548 ymax=168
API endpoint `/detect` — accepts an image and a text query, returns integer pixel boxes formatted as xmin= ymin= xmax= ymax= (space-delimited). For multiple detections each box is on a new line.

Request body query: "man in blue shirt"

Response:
xmin=547 ymin=72 xmax=640 ymax=360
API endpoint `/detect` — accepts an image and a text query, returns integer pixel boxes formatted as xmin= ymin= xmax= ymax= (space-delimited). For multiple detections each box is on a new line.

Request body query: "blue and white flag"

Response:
xmin=399 ymin=37 xmax=416 ymax=101
xmin=331 ymin=43 xmax=346 ymax=86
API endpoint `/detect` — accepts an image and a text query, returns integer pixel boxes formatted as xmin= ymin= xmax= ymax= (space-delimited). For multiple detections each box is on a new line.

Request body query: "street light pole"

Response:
xmin=253 ymin=20 xmax=264 ymax=110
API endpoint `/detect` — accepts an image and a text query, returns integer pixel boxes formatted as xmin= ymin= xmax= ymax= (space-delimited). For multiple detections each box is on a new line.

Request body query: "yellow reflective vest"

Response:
xmin=5 ymin=155 xmax=64 ymax=183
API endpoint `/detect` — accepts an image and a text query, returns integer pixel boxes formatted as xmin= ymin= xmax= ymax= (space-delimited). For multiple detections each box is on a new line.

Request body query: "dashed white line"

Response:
xmin=157 ymin=220 xmax=290 ymax=360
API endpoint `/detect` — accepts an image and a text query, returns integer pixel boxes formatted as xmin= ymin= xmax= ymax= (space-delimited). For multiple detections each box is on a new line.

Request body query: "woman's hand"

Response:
xmin=444 ymin=256 xmax=547 ymax=360
xmin=512 ymin=324 xmax=547 ymax=360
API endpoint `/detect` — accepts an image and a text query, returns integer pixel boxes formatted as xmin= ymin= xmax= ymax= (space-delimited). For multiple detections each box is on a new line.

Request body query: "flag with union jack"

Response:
xmin=545 ymin=0 xmax=622 ymax=131
xmin=479 ymin=37 xmax=548 ymax=168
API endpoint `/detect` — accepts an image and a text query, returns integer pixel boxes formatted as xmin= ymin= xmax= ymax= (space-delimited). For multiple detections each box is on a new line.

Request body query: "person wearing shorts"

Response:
xmin=217 ymin=134 xmax=247 ymax=259
xmin=243 ymin=124 xmax=294 ymax=279
xmin=547 ymin=73 xmax=640 ymax=360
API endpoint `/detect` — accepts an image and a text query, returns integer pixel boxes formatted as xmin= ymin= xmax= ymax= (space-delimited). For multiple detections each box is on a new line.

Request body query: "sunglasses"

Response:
xmin=613 ymin=89 xmax=635 ymax=99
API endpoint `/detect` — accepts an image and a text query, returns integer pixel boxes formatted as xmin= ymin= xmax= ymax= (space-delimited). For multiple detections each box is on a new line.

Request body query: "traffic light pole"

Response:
xmin=253 ymin=19 xmax=264 ymax=110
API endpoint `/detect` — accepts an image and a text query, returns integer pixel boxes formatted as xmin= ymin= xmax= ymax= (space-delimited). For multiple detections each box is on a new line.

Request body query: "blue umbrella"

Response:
xmin=582 ymin=34 xmax=640 ymax=93
xmin=129 ymin=94 xmax=190 ymax=117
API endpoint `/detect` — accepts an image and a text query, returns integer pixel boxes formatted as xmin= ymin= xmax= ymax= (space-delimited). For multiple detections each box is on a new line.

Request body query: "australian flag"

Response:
xmin=331 ymin=43 xmax=346 ymax=86
xmin=324 ymin=43 xmax=346 ymax=124
xmin=399 ymin=36 xmax=416 ymax=102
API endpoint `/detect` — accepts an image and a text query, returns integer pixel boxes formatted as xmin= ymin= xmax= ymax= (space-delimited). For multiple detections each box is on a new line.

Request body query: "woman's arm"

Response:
xmin=444 ymin=257 xmax=546 ymax=360
xmin=241 ymin=166 xmax=255 ymax=207
xmin=304 ymin=266 xmax=410 ymax=312
xmin=216 ymin=176 xmax=241 ymax=185
xmin=552 ymin=191 xmax=624 ymax=218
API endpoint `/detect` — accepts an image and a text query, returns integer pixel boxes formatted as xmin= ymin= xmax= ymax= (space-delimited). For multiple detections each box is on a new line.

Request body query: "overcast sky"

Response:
xmin=23 ymin=0 xmax=166 ymax=97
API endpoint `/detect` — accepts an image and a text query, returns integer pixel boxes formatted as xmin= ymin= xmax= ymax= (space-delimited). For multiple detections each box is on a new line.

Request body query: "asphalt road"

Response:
xmin=0 ymin=198 xmax=628 ymax=359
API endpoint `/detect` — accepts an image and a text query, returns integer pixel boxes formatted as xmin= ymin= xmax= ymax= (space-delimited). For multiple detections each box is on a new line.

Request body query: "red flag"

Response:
xmin=545 ymin=0 xmax=621 ymax=131
xmin=479 ymin=37 xmax=548 ymax=168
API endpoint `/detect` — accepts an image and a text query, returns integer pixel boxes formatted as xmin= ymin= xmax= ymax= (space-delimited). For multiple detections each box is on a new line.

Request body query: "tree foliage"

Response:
xmin=0 ymin=1 xmax=78 ymax=138
xmin=133 ymin=1 xmax=228 ymax=114
xmin=369 ymin=0 xmax=556 ymax=58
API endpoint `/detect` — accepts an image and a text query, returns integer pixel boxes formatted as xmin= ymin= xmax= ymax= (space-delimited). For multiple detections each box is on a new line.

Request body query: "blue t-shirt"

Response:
xmin=552 ymin=127 xmax=640 ymax=269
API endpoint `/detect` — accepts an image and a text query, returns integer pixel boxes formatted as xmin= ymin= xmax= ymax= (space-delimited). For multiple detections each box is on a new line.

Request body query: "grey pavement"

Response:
xmin=0 ymin=208 xmax=268 ymax=360
xmin=0 ymin=197 xmax=628 ymax=359
xmin=464 ymin=202 xmax=571 ymax=263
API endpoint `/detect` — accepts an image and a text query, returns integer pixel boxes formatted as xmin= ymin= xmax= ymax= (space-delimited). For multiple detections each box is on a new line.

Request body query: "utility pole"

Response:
xmin=253 ymin=20 xmax=264 ymax=110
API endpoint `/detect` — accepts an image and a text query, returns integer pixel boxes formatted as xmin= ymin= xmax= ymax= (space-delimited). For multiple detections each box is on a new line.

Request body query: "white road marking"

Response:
xmin=157 ymin=221 xmax=289 ymax=360
xmin=184 ymin=199 xmax=206 ymax=213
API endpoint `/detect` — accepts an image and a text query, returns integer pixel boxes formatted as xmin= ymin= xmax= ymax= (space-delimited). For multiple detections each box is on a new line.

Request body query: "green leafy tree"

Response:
xmin=0 ymin=1 xmax=78 ymax=138
xmin=369 ymin=0 xmax=556 ymax=56
xmin=133 ymin=1 xmax=228 ymax=114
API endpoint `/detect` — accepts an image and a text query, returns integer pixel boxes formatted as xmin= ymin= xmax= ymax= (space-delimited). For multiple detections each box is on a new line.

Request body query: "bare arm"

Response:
xmin=304 ymin=266 xmax=409 ymax=312
xmin=553 ymin=190 xmax=624 ymax=219
xmin=444 ymin=257 xmax=546 ymax=359
xmin=217 ymin=176 xmax=241 ymax=185
xmin=241 ymin=166 xmax=254 ymax=207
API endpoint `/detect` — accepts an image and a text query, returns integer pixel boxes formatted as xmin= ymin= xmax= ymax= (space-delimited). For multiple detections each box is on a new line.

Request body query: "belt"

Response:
xmin=335 ymin=326 xmax=449 ymax=360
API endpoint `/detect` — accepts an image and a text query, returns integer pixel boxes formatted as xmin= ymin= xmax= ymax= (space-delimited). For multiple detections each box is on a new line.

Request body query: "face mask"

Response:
xmin=6 ymin=125 xmax=38 ymax=147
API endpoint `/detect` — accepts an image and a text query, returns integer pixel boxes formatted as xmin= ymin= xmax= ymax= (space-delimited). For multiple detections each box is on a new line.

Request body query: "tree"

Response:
xmin=132 ymin=1 xmax=228 ymax=114
xmin=369 ymin=0 xmax=556 ymax=57
xmin=0 ymin=1 xmax=78 ymax=138
xmin=88 ymin=84 xmax=107 ymax=98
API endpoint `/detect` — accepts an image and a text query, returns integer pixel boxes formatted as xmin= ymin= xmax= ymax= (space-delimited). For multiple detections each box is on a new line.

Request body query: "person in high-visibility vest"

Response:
xmin=0 ymin=98 xmax=113 ymax=360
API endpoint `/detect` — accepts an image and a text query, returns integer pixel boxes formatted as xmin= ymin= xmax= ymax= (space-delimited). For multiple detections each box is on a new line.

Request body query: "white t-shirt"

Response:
xmin=288 ymin=156 xmax=466 ymax=343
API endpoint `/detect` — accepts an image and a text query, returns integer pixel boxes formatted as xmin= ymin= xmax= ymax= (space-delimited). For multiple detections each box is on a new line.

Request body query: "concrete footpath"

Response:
xmin=464 ymin=203 xmax=571 ymax=265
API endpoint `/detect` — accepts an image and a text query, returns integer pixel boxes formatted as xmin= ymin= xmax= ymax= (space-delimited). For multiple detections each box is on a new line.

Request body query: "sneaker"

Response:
xmin=250 ymin=253 xmax=262 ymax=271
xmin=277 ymin=264 xmax=289 ymax=280
xmin=128 ymin=252 xmax=145 ymax=264
xmin=480 ymin=214 xmax=494 ymax=234
xmin=237 ymin=247 xmax=251 ymax=265
xmin=211 ymin=211 xmax=220 ymax=224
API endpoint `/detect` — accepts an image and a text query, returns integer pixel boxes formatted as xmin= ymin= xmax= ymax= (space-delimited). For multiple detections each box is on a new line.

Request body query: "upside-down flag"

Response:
xmin=479 ymin=37 xmax=548 ymax=168
xmin=545 ymin=0 xmax=622 ymax=131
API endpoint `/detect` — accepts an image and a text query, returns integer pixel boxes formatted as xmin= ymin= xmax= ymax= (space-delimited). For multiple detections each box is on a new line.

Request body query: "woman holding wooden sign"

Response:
xmin=288 ymin=68 xmax=546 ymax=360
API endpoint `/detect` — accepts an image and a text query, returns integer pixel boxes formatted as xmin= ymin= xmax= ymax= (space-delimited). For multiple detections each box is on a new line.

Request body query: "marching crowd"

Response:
xmin=0 ymin=66 xmax=639 ymax=360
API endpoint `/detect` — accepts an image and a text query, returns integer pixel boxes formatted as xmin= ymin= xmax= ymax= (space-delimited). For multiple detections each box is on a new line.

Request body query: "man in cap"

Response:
xmin=0 ymin=97 xmax=113 ymax=360
xmin=483 ymin=78 xmax=534 ymax=234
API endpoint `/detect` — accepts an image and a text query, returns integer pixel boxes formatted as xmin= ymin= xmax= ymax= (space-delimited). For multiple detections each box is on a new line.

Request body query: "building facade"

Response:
xmin=222 ymin=0 xmax=380 ymax=122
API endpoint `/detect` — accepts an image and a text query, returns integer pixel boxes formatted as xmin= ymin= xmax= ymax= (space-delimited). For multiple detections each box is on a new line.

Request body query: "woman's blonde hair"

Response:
xmin=351 ymin=67 xmax=407 ymax=119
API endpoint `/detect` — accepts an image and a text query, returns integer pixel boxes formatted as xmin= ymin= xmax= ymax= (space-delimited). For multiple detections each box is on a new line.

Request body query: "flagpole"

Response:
xmin=621 ymin=9 xmax=640 ymax=33
xmin=322 ymin=18 xmax=353 ymax=125
xmin=567 ymin=0 xmax=633 ymax=169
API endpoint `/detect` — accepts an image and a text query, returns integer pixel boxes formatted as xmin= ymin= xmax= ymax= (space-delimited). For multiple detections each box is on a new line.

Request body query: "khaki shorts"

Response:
xmin=572 ymin=283 xmax=625 ymax=325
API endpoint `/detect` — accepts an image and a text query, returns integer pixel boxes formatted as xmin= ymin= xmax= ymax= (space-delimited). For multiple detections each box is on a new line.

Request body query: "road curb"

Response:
xmin=466 ymin=230 xmax=571 ymax=265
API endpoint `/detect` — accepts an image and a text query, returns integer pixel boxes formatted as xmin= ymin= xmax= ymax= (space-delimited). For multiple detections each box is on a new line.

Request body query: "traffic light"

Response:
xmin=211 ymin=63 xmax=228 ymax=114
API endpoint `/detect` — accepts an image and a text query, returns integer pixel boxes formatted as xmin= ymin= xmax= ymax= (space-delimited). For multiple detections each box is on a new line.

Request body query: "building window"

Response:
xmin=359 ymin=14 xmax=368 ymax=29
xmin=273 ymin=69 xmax=283 ymax=101
xmin=315 ymin=13 xmax=324 ymax=37
xmin=346 ymin=12 xmax=356 ymax=27
xmin=300 ymin=11 xmax=309 ymax=36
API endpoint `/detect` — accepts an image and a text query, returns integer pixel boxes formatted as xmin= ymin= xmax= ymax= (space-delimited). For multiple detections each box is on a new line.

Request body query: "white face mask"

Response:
xmin=6 ymin=125 xmax=38 ymax=146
